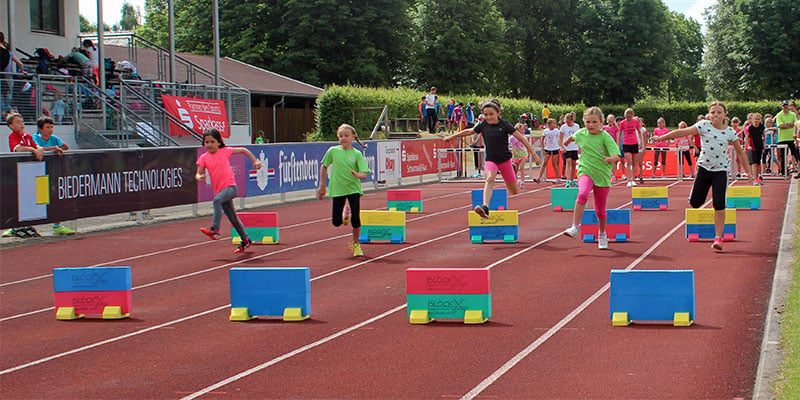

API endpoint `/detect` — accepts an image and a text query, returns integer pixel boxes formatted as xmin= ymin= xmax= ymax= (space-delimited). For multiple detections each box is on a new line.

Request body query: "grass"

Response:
xmin=774 ymin=181 xmax=800 ymax=399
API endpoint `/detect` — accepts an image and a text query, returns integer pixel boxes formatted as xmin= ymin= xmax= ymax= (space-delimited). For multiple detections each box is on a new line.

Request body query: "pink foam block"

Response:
xmin=687 ymin=233 xmax=700 ymax=242
xmin=723 ymin=233 xmax=735 ymax=242
xmin=237 ymin=212 xmax=278 ymax=228
xmin=406 ymin=268 xmax=490 ymax=295
xmin=658 ymin=204 xmax=668 ymax=210
xmin=54 ymin=290 xmax=132 ymax=315
xmin=553 ymin=206 xmax=562 ymax=212
xmin=387 ymin=189 xmax=422 ymax=201
xmin=633 ymin=205 xmax=642 ymax=211
xmin=580 ymin=224 xmax=630 ymax=242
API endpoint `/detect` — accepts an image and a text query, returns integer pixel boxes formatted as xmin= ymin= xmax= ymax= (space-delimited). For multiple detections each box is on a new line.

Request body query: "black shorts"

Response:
xmin=622 ymin=144 xmax=639 ymax=154
xmin=747 ymin=149 xmax=763 ymax=165
xmin=544 ymin=149 xmax=559 ymax=156
xmin=563 ymin=150 xmax=579 ymax=160
xmin=689 ymin=166 xmax=728 ymax=210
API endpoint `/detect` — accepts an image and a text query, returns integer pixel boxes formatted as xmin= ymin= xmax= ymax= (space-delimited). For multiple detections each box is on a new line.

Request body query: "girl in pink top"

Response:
xmin=195 ymin=128 xmax=262 ymax=254
xmin=652 ymin=117 xmax=670 ymax=177
xmin=603 ymin=114 xmax=623 ymax=182
xmin=617 ymin=108 xmax=643 ymax=186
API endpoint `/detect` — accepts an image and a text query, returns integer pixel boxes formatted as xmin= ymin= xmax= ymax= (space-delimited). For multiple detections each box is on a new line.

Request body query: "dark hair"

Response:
xmin=37 ymin=116 xmax=55 ymax=128
xmin=5 ymin=112 xmax=22 ymax=126
xmin=82 ymin=39 xmax=96 ymax=50
xmin=480 ymin=99 xmax=502 ymax=113
xmin=203 ymin=128 xmax=226 ymax=147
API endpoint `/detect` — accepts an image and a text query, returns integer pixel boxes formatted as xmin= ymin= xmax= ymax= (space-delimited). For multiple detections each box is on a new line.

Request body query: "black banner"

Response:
xmin=0 ymin=148 xmax=198 ymax=228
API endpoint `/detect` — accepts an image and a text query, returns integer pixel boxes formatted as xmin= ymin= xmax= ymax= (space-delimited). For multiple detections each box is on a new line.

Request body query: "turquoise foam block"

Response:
xmin=469 ymin=226 xmax=518 ymax=242
xmin=406 ymin=293 xmax=491 ymax=319
xmin=387 ymin=200 xmax=423 ymax=211
xmin=550 ymin=187 xmax=579 ymax=209
xmin=610 ymin=269 xmax=695 ymax=321
xmin=232 ymin=227 xmax=279 ymax=241
xmin=632 ymin=197 xmax=669 ymax=209
xmin=726 ymin=197 xmax=760 ymax=209
xmin=471 ymin=189 xmax=508 ymax=210
xmin=685 ymin=224 xmax=736 ymax=239
xmin=359 ymin=225 xmax=406 ymax=243
xmin=53 ymin=267 xmax=131 ymax=292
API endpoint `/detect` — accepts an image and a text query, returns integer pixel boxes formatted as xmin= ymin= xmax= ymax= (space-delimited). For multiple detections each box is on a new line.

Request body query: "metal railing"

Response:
xmin=1 ymin=72 xmax=78 ymax=126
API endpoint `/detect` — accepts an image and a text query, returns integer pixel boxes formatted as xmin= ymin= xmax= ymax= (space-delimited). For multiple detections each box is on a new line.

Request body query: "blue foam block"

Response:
xmin=471 ymin=189 xmax=508 ymax=210
xmin=229 ymin=267 xmax=310 ymax=293
xmin=610 ymin=269 xmax=695 ymax=321
xmin=580 ymin=209 xmax=631 ymax=225
xmin=53 ymin=267 xmax=132 ymax=292
xmin=231 ymin=291 xmax=311 ymax=317
xmin=583 ymin=234 xmax=594 ymax=243
xmin=468 ymin=225 xmax=518 ymax=242
xmin=615 ymin=233 xmax=628 ymax=242
xmin=685 ymin=224 xmax=736 ymax=239
xmin=632 ymin=198 xmax=669 ymax=209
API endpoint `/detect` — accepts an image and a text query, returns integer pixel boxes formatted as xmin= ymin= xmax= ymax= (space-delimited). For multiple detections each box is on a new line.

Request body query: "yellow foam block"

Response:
xmin=229 ymin=307 xmax=255 ymax=321
xmin=612 ymin=312 xmax=631 ymax=327
xmin=685 ymin=208 xmax=736 ymax=224
xmin=36 ymin=175 xmax=50 ymax=205
xmin=55 ymin=307 xmax=84 ymax=320
xmin=631 ymin=187 xmax=668 ymax=198
xmin=261 ymin=236 xmax=276 ymax=244
xmin=726 ymin=186 xmax=761 ymax=198
xmin=464 ymin=310 xmax=488 ymax=324
xmin=283 ymin=307 xmax=309 ymax=321
xmin=409 ymin=309 xmax=432 ymax=324
xmin=102 ymin=306 xmax=130 ymax=319
xmin=232 ymin=237 xmax=242 ymax=245
xmin=360 ymin=210 xmax=406 ymax=227
xmin=673 ymin=312 xmax=693 ymax=327
xmin=468 ymin=210 xmax=519 ymax=226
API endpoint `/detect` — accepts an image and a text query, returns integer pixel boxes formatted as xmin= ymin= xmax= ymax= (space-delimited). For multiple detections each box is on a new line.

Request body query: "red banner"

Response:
xmin=160 ymin=95 xmax=230 ymax=137
xmin=401 ymin=139 xmax=458 ymax=177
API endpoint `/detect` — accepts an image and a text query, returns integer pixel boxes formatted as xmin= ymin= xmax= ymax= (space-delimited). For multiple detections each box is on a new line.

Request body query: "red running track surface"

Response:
xmin=0 ymin=179 xmax=789 ymax=399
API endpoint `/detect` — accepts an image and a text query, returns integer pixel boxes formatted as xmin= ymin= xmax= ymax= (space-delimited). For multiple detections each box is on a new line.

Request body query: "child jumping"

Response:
xmin=195 ymin=128 xmax=261 ymax=254
xmin=561 ymin=107 xmax=620 ymax=250
xmin=317 ymin=124 xmax=371 ymax=257
xmin=445 ymin=99 xmax=540 ymax=218
xmin=653 ymin=101 xmax=750 ymax=251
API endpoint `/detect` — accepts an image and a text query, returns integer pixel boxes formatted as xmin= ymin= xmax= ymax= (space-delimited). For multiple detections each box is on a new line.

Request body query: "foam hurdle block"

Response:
xmin=685 ymin=208 xmax=736 ymax=241
xmin=609 ymin=269 xmax=695 ymax=326
xmin=631 ymin=187 xmax=669 ymax=210
xmin=468 ymin=210 xmax=519 ymax=243
xmin=232 ymin=212 xmax=279 ymax=244
xmin=550 ymin=187 xmax=578 ymax=211
xmin=406 ymin=268 xmax=490 ymax=294
xmin=726 ymin=186 xmax=761 ymax=210
xmin=406 ymin=267 xmax=491 ymax=324
xmin=580 ymin=209 xmax=631 ymax=242
xmin=359 ymin=210 xmax=406 ymax=243
xmin=229 ymin=267 xmax=311 ymax=320
xmin=53 ymin=267 xmax=133 ymax=319
xmin=53 ymin=267 xmax=131 ymax=292
xmin=387 ymin=189 xmax=423 ymax=212
xmin=472 ymin=189 xmax=508 ymax=210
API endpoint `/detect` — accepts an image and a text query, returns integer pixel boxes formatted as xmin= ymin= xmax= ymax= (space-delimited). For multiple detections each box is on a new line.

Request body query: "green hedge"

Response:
xmin=310 ymin=85 xmax=790 ymax=140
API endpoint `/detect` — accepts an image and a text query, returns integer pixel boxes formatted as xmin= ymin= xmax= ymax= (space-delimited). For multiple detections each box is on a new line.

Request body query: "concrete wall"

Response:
xmin=2 ymin=0 xmax=81 ymax=59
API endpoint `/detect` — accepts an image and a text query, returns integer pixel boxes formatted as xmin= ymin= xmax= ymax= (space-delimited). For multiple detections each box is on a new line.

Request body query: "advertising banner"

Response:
xmin=161 ymin=95 xmax=230 ymax=137
xmin=377 ymin=141 xmax=401 ymax=182
xmin=401 ymin=139 xmax=457 ymax=177
xmin=1 ymin=149 xmax=197 ymax=228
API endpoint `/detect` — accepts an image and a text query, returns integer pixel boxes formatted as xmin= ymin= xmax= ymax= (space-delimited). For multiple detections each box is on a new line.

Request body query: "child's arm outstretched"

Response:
xmin=232 ymin=147 xmax=262 ymax=170
xmin=317 ymin=165 xmax=328 ymax=200
xmin=511 ymin=130 xmax=541 ymax=165
xmin=444 ymin=128 xmax=475 ymax=142
xmin=653 ymin=124 xmax=698 ymax=142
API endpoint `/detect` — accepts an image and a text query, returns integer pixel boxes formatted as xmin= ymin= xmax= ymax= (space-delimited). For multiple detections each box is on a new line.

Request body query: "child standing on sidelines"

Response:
xmin=32 ymin=116 xmax=75 ymax=235
xmin=653 ymin=101 xmax=750 ymax=251
xmin=317 ymin=124 xmax=371 ymax=257
xmin=652 ymin=117 xmax=670 ymax=178
xmin=559 ymin=112 xmax=580 ymax=187
xmin=561 ymin=107 xmax=620 ymax=250
xmin=196 ymin=128 xmax=261 ymax=254
xmin=674 ymin=121 xmax=695 ymax=178
xmin=603 ymin=114 xmax=622 ymax=182
xmin=510 ymin=123 xmax=530 ymax=188
xmin=536 ymin=118 xmax=561 ymax=183
xmin=445 ymin=99 xmax=540 ymax=218
xmin=3 ymin=113 xmax=43 ymax=238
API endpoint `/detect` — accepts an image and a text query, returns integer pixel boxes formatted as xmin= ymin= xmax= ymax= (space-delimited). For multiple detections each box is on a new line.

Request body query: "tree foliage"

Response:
xmin=120 ymin=3 xmax=141 ymax=31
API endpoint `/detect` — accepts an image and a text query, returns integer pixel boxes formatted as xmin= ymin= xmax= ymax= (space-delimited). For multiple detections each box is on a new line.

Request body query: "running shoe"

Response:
xmin=349 ymin=242 xmax=365 ymax=257
xmin=10 ymin=228 xmax=29 ymax=238
xmin=473 ymin=205 xmax=489 ymax=219
xmin=711 ymin=237 xmax=723 ymax=251
xmin=24 ymin=227 xmax=41 ymax=237
xmin=343 ymin=205 xmax=351 ymax=225
xmin=53 ymin=225 xmax=76 ymax=235
xmin=2 ymin=229 xmax=12 ymax=237
xmin=234 ymin=238 xmax=253 ymax=253
xmin=562 ymin=225 xmax=579 ymax=238
xmin=200 ymin=227 xmax=221 ymax=240
xmin=598 ymin=235 xmax=609 ymax=250
xmin=518 ymin=181 xmax=525 ymax=189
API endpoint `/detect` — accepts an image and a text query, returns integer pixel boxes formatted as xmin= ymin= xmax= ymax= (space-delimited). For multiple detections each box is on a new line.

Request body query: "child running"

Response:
xmin=653 ymin=101 xmax=750 ymax=251
xmin=745 ymin=112 xmax=765 ymax=185
xmin=561 ymin=107 xmax=620 ymax=250
xmin=536 ymin=118 xmax=561 ymax=183
xmin=445 ymin=99 xmax=540 ymax=218
xmin=317 ymin=124 xmax=371 ymax=257
xmin=618 ymin=108 xmax=643 ymax=186
xmin=196 ymin=128 xmax=261 ymax=254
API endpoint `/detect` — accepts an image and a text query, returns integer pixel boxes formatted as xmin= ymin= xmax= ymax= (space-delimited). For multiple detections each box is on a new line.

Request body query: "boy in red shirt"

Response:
xmin=4 ymin=113 xmax=43 ymax=237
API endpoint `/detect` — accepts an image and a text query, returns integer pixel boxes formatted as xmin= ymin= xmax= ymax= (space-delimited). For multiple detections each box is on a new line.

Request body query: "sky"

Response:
xmin=79 ymin=0 xmax=714 ymax=29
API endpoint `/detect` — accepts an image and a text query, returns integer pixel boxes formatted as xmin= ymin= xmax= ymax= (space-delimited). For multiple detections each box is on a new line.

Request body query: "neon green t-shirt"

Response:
xmin=321 ymin=145 xmax=371 ymax=197
xmin=573 ymin=128 xmax=620 ymax=187
xmin=776 ymin=110 xmax=798 ymax=142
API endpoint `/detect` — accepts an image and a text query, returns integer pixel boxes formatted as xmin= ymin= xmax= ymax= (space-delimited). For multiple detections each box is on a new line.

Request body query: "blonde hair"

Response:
xmin=582 ymin=107 xmax=604 ymax=123
xmin=709 ymin=100 xmax=727 ymax=114
xmin=657 ymin=117 xmax=665 ymax=125
xmin=547 ymin=118 xmax=556 ymax=125
xmin=624 ymin=108 xmax=634 ymax=116
xmin=752 ymin=112 xmax=762 ymax=120
xmin=337 ymin=123 xmax=366 ymax=148
xmin=678 ymin=121 xmax=687 ymax=129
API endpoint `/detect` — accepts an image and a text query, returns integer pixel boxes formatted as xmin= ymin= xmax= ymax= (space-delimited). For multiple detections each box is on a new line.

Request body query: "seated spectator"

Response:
xmin=67 ymin=47 xmax=91 ymax=77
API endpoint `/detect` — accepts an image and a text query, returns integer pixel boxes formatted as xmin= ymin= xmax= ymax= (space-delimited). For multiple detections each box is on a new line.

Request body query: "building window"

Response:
xmin=30 ymin=0 xmax=61 ymax=34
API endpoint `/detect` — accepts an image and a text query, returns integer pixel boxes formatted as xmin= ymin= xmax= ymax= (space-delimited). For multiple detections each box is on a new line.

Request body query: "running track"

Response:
xmin=0 ymin=179 xmax=791 ymax=399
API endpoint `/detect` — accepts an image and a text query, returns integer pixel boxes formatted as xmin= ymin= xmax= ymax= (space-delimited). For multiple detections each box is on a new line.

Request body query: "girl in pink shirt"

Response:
xmin=195 ymin=128 xmax=262 ymax=254
xmin=652 ymin=117 xmax=670 ymax=177
xmin=617 ymin=108 xmax=643 ymax=186
xmin=603 ymin=114 xmax=623 ymax=182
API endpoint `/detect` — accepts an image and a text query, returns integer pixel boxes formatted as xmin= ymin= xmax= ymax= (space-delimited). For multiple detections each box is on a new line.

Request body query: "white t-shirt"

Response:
xmin=425 ymin=93 xmax=437 ymax=110
xmin=560 ymin=122 xmax=581 ymax=151
xmin=84 ymin=46 xmax=99 ymax=66
xmin=542 ymin=128 xmax=561 ymax=151
xmin=694 ymin=119 xmax=739 ymax=172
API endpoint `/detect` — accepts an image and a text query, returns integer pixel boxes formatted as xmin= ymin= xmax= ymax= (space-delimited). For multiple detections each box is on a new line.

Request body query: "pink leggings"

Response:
xmin=576 ymin=175 xmax=610 ymax=219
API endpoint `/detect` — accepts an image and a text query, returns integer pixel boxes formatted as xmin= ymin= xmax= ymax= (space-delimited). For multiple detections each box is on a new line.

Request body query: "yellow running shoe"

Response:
xmin=2 ymin=229 xmax=12 ymax=237
xmin=53 ymin=225 xmax=76 ymax=235
xmin=349 ymin=242 xmax=364 ymax=257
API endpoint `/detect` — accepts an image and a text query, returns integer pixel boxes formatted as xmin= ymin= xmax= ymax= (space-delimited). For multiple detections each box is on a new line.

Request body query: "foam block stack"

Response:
xmin=580 ymin=209 xmax=631 ymax=243
xmin=631 ymin=187 xmax=669 ymax=210
xmin=726 ymin=186 xmax=761 ymax=210
xmin=53 ymin=266 xmax=132 ymax=320
xmin=685 ymin=208 xmax=736 ymax=241
xmin=406 ymin=268 xmax=491 ymax=324
xmin=471 ymin=189 xmax=508 ymax=211
xmin=468 ymin=210 xmax=519 ymax=243
xmin=387 ymin=189 xmax=423 ymax=213
xmin=358 ymin=210 xmax=406 ymax=243
xmin=232 ymin=212 xmax=279 ymax=245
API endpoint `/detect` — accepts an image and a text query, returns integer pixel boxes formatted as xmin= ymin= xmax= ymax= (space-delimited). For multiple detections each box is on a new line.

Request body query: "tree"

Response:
xmin=666 ymin=11 xmax=704 ymax=102
xmin=79 ymin=15 xmax=95 ymax=32
xmin=120 ymin=2 xmax=141 ymax=31
xmin=702 ymin=0 xmax=748 ymax=100
xmin=137 ymin=0 xmax=169 ymax=47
